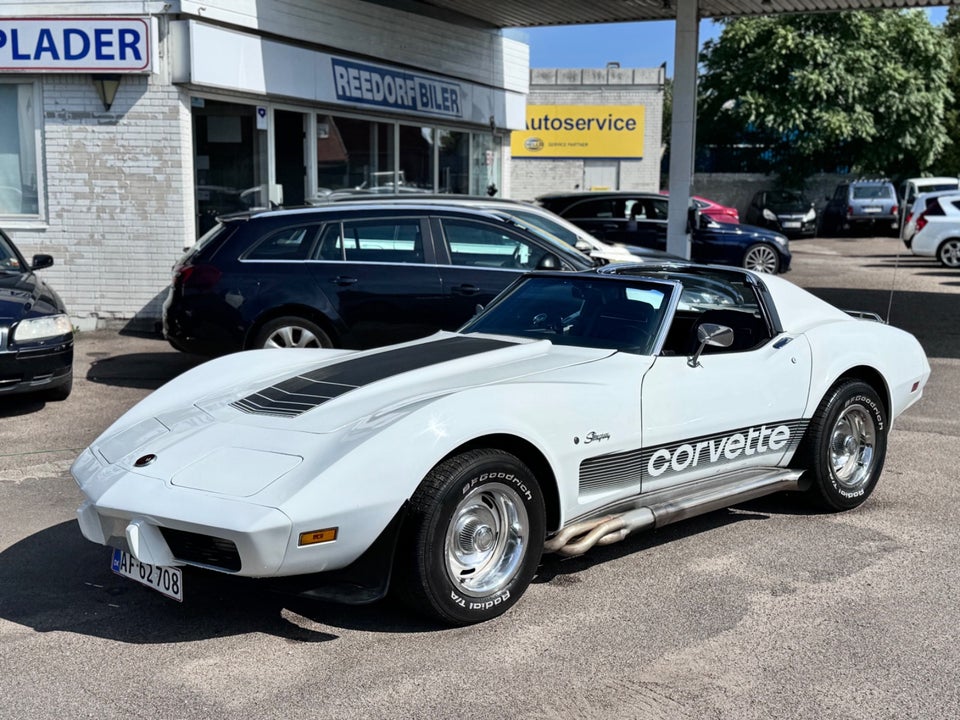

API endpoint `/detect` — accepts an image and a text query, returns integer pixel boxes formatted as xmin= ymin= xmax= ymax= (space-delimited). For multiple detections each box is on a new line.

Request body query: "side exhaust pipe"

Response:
xmin=544 ymin=468 xmax=804 ymax=557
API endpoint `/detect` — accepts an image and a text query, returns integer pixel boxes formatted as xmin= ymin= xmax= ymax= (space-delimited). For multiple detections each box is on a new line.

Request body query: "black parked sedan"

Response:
xmin=744 ymin=189 xmax=818 ymax=238
xmin=163 ymin=203 xmax=595 ymax=355
xmin=537 ymin=191 xmax=791 ymax=274
xmin=0 ymin=228 xmax=73 ymax=400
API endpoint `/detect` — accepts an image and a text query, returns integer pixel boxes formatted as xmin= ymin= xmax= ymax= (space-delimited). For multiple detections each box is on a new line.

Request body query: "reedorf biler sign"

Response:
xmin=511 ymin=105 xmax=645 ymax=158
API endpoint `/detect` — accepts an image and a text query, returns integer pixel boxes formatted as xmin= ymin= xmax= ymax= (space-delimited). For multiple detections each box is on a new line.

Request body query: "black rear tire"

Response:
xmin=794 ymin=380 xmax=887 ymax=511
xmin=394 ymin=449 xmax=545 ymax=625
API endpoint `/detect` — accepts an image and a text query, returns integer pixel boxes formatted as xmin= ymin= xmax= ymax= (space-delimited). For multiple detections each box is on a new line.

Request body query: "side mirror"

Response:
xmin=688 ymin=322 xmax=734 ymax=367
xmin=31 ymin=254 xmax=54 ymax=271
xmin=536 ymin=253 xmax=561 ymax=270
xmin=575 ymin=240 xmax=593 ymax=252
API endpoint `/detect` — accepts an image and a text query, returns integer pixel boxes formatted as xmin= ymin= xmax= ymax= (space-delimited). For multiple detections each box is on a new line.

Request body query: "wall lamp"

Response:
xmin=92 ymin=74 xmax=122 ymax=111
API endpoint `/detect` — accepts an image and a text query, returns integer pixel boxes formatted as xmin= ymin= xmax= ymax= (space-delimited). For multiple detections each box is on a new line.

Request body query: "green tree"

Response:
xmin=698 ymin=10 xmax=950 ymax=185
xmin=936 ymin=7 xmax=960 ymax=174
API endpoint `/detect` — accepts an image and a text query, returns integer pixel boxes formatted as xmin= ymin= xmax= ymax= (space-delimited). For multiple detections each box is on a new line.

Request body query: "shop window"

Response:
xmin=193 ymin=100 xmax=269 ymax=236
xmin=399 ymin=124 xmax=434 ymax=192
xmin=317 ymin=115 xmax=394 ymax=194
xmin=0 ymin=83 xmax=40 ymax=217
xmin=471 ymin=133 xmax=501 ymax=197
xmin=438 ymin=129 xmax=469 ymax=194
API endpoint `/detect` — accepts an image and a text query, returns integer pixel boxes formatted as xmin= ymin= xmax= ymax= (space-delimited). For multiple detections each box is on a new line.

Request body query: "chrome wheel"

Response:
xmin=743 ymin=244 xmax=780 ymax=273
xmin=938 ymin=239 xmax=960 ymax=268
xmin=444 ymin=482 xmax=529 ymax=598
xmin=828 ymin=403 xmax=878 ymax=492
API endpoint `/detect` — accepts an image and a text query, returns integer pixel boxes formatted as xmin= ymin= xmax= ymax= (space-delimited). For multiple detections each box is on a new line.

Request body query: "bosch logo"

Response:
xmin=134 ymin=454 xmax=157 ymax=467
xmin=524 ymin=137 xmax=544 ymax=152
xmin=647 ymin=424 xmax=791 ymax=478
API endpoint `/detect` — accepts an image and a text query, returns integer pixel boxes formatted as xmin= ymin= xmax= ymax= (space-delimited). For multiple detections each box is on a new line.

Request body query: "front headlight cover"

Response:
xmin=12 ymin=313 xmax=73 ymax=343
xmin=803 ymin=208 xmax=816 ymax=222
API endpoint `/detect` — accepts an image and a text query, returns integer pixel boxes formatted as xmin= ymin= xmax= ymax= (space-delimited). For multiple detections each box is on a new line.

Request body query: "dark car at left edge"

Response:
xmin=163 ymin=202 xmax=595 ymax=356
xmin=0 ymin=227 xmax=74 ymax=401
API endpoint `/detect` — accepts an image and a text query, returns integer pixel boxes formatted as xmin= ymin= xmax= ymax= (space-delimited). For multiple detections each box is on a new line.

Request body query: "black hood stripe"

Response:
xmin=232 ymin=336 xmax=516 ymax=418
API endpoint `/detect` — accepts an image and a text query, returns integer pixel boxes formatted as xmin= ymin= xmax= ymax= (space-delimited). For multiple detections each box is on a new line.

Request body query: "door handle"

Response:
xmin=332 ymin=276 xmax=358 ymax=286
xmin=453 ymin=284 xmax=481 ymax=296
xmin=601 ymin=223 xmax=620 ymax=230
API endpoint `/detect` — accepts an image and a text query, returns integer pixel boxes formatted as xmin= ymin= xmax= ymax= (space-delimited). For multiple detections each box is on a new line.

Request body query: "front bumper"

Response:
xmin=0 ymin=327 xmax=73 ymax=397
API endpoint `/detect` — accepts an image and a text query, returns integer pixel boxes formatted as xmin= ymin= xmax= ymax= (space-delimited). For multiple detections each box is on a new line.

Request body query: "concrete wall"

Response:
xmin=693 ymin=172 xmax=848 ymax=219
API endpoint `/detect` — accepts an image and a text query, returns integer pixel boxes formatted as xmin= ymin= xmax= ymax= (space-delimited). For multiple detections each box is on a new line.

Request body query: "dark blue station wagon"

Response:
xmin=163 ymin=203 xmax=595 ymax=356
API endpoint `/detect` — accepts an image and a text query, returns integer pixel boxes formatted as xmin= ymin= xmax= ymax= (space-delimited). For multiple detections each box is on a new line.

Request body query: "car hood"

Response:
xmin=0 ymin=271 xmax=59 ymax=323
xmin=700 ymin=220 xmax=784 ymax=241
xmin=84 ymin=332 xmax=615 ymax=470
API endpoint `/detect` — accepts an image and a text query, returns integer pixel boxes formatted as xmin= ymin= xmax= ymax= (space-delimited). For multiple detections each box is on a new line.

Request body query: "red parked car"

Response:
xmin=660 ymin=192 xmax=740 ymax=224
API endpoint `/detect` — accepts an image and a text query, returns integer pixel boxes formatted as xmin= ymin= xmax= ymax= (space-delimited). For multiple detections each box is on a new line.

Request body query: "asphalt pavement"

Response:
xmin=1 ymin=234 xmax=958 ymax=720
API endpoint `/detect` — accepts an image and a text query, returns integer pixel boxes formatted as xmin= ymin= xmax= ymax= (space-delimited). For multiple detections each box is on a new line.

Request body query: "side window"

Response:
xmin=335 ymin=219 xmax=424 ymax=263
xmin=245 ymin=225 xmax=319 ymax=260
xmin=316 ymin=223 xmax=344 ymax=260
xmin=661 ymin=273 xmax=771 ymax=356
xmin=442 ymin=219 xmax=548 ymax=269
xmin=648 ymin=198 xmax=669 ymax=220
xmin=567 ymin=199 xmax=620 ymax=219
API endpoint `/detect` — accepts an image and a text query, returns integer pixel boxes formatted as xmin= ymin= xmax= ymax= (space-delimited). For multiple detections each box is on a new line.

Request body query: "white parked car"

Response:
xmin=901 ymin=189 xmax=960 ymax=244
xmin=907 ymin=193 xmax=960 ymax=267
xmin=72 ymin=264 xmax=929 ymax=625
xmin=899 ymin=176 xmax=959 ymax=236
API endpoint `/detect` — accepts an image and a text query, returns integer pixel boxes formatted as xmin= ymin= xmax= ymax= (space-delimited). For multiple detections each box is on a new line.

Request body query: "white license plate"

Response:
xmin=783 ymin=221 xmax=801 ymax=229
xmin=111 ymin=548 xmax=183 ymax=601
xmin=863 ymin=207 xmax=881 ymax=214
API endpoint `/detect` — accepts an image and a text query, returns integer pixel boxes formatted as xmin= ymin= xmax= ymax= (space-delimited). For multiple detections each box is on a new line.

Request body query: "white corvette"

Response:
xmin=73 ymin=263 xmax=930 ymax=625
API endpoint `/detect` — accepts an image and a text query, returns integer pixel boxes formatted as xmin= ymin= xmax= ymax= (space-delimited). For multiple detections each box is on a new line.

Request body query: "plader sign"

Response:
xmin=511 ymin=105 xmax=645 ymax=158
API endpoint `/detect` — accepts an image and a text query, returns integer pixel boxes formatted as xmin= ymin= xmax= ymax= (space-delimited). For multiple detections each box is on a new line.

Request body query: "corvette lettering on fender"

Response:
xmin=648 ymin=423 xmax=792 ymax=477
xmin=578 ymin=419 xmax=809 ymax=494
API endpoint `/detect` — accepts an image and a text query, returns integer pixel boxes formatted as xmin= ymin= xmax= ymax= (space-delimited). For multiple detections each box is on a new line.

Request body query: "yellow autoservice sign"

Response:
xmin=511 ymin=105 xmax=645 ymax=158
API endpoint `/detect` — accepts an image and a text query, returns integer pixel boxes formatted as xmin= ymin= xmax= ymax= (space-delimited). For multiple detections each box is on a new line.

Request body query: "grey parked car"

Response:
xmin=820 ymin=179 xmax=898 ymax=236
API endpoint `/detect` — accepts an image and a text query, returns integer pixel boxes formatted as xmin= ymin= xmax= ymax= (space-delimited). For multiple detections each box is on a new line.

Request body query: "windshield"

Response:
xmin=0 ymin=231 xmax=24 ymax=272
xmin=461 ymin=275 xmax=675 ymax=355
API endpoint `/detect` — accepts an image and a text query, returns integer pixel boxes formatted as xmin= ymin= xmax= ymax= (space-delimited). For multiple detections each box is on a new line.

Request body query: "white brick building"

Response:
xmin=1 ymin=2 xmax=528 ymax=331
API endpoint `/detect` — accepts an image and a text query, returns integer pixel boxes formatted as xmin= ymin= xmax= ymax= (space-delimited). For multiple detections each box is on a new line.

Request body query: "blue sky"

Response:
xmin=514 ymin=9 xmax=948 ymax=73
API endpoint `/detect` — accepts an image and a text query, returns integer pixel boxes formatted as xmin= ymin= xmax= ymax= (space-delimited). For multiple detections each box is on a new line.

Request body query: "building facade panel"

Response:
xmin=509 ymin=67 xmax=664 ymax=201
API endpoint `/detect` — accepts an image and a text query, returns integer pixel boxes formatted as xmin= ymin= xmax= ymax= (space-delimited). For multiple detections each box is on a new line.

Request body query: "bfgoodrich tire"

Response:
xmin=795 ymin=380 xmax=888 ymax=511
xmin=395 ymin=449 xmax=545 ymax=625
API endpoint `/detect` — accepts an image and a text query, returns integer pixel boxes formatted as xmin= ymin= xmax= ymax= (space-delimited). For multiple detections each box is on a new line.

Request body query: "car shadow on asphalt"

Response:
xmin=85 ymin=350 xmax=207 ymax=390
xmin=0 ymin=520 xmax=448 ymax=641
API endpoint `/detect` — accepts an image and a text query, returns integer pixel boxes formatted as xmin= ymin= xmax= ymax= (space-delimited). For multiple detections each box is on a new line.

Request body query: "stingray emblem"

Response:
xmin=134 ymin=454 xmax=157 ymax=467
